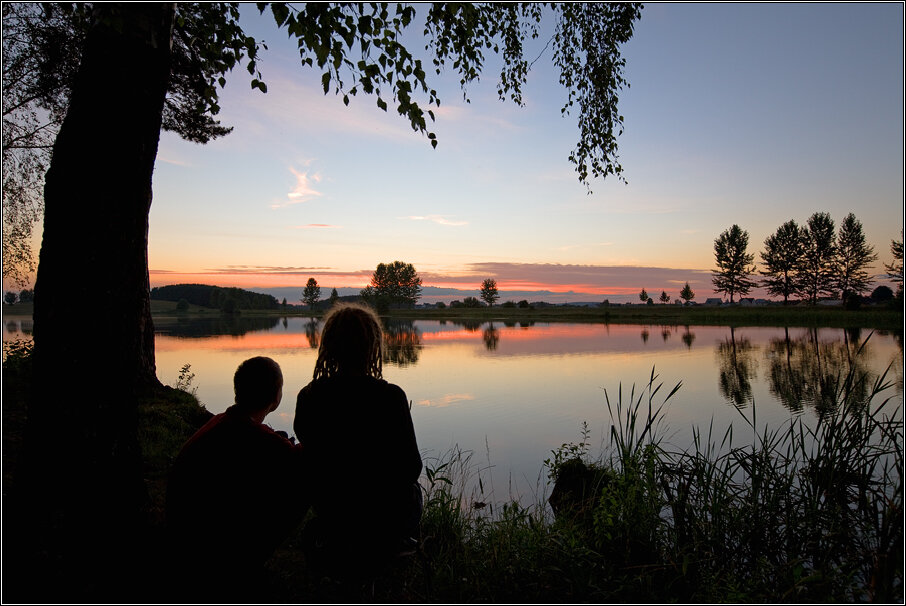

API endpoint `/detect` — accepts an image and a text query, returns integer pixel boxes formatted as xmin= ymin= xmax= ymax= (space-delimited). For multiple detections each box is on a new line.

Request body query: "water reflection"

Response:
xmin=483 ymin=324 xmax=500 ymax=351
xmin=383 ymin=319 xmax=421 ymax=367
xmin=764 ymin=328 xmax=874 ymax=417
xmin=154 ymin=315 xmax=281 ymax=338
xmin=716 ymin=326 xmax=757 ymax=409
xmin=304 ymin=318 xmax=320 ymax=349
xmin=641 ymin=328 xmax=650 ymax=343
xmin=681 ymin=326 xmax=696 ymax=350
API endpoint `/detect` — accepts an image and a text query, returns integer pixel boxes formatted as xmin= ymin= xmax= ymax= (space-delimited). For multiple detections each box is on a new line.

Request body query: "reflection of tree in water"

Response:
xmin=519 ymin=321 xmax=534 ymax=329
xmin=765 ymin=327 xmax=875 ymax=417
xmin=681 ymin=326 xmax=695 ymax=350
xmin=282 ymin=317 xmax=288 ymax=330
xmin=382 ymin=319 xmax=421 ymax=367
xmin=661 ymin=326 xmax=671 ymax=342
xmin=640 ymin=327 xmax=649 ymax=343
xmin=483 ymin=323 xmax=500 ymax=351
xmin=453 ymin=319 xmax=484 ymax=333
xmin=304 ymin=318 xmax=320 ymax=349
xmin=716 ymin=326 xmax=757 ymax=409
xmin=876 ymin=328 xmax=904 ymax=396
xmin=154 ymin=315 xmax=281 ymax=338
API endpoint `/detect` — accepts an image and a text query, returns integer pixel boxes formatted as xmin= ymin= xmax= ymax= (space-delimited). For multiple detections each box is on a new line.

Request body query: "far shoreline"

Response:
xmin=3 ymin=299 xmax=903 ymax=331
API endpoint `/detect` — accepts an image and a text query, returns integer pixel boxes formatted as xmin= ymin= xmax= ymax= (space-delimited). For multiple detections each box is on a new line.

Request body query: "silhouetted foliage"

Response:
xmin=679 ymin=282 xmax=695 ymax=304
xmin=639 ymin=288 xmax=648 ymax=303
xmin=151 ymin=284 xmax=279 ymax=310
xmin=884 ymin=231 xmax=903 ymax=299
xmin=480 ymin=278 xmax=499 ymax=307
xmin=302 ymin=277 xmax=321 ymax=309
xmin=712 ymin=224 xmax=757 ymax=303
xmin=760 ymin=219 xmax=806 ymax=303
xmin=360 ymin=261 xmax=423 ymax=311
xmin=871 ymin=285 xmax=894 ymax=302
xmin=659 ymin=290 xmax=670 ymax=304
xmin=798 ymin=212 xmax=837 ymax=304
xmin=835 ymin=213 xmax=877 ymax=300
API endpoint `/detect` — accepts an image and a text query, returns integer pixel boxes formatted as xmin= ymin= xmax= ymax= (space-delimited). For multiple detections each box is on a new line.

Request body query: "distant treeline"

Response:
xmin=151 ymin=284 xmax=279 ymax=311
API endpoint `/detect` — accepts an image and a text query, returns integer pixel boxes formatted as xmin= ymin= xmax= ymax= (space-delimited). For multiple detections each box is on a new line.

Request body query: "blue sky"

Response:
xmin=144 ymin=2 xmax=903 ymax=303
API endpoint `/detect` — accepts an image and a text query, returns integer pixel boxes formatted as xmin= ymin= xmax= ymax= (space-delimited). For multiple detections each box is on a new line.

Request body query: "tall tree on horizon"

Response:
xmin=760 ymin=219 xmax=806 ymax=304
xmin=361 ymin=261 xmax=423 ymax=310
xmin=659 ymin=290 xmax=670 ymax=304
xmin=712 ymin=224 xmax=757 ymax=303
xmin=797 ymin=212 xmax=837 ymax=304
xmin=479 ymin=278 xmax=500 ymax=307
xmin=883 ymin=231 xmax=903 ymax=299
xmin=302 ymin=277 xmax=321 ymax=309
xmin=679 ymin=282 xmax=695 ymax=303
xmin=834 ymin=213 xmax=877 ymax=300
xmin=639 ymin=288 xmax=648 ymax=304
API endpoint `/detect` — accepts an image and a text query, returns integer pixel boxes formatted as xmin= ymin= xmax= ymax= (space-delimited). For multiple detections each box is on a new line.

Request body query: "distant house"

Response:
xmin=704 ymin=298 xmax=723 ymax=306
xmin=740 ymin=298 xmax=755 ymax=306
xmin=674 ymin=299 xmax=684 ymax=305
xmin=754 ymin=299 xmax=769 ymax=306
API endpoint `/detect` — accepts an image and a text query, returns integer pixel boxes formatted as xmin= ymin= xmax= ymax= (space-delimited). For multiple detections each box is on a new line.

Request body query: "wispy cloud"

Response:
xmin=205 ymin=265 xmax=335 ymax=275
xmin=157 ymin=154 xmax=193 ymax=168
xmin=290 ymin=224 xmax=341 ymax=229
xmin=403 ymin=215 xmax=469 ymax=227
xmin=270 ymin=166 xmax=323 ymax=209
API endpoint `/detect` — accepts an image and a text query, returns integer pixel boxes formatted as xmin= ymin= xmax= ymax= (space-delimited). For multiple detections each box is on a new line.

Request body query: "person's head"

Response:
xmin=313 ymin=303 xmax=383 ymax=380
xmin=233 ymin=356 xmax=283 ymax=414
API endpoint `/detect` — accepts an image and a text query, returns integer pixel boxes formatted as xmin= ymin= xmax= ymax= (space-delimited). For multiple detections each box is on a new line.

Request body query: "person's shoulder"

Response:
xmin=372 ymin=377 xmax=407 ymax=401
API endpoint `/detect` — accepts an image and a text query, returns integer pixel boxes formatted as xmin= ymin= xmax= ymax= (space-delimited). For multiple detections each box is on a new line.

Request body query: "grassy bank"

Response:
xmin=3 ymin=341 xmax=902 ymax=602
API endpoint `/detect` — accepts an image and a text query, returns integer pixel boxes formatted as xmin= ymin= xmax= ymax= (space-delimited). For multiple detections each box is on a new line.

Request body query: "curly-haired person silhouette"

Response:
xmin=294 ymin=303 xmax=422 ymax=569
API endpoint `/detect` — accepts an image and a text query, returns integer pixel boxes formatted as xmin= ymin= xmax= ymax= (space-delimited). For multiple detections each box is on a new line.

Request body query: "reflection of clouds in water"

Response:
xmin=417 ymin=393 xmax=475 ymax=408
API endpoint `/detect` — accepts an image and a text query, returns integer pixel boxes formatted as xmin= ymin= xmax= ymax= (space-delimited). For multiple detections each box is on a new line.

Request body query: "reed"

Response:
xmin=407 ymin=365 xmax=903 ymax=602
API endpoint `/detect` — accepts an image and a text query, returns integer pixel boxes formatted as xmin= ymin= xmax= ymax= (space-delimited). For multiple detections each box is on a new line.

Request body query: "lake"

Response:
xmin=4 ymin=315 xmax=903 ymax=503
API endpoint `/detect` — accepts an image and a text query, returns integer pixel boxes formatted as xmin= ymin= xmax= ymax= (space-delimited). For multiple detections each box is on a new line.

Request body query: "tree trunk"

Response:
xmin=19 ymin=4 xmax=175 ymax=600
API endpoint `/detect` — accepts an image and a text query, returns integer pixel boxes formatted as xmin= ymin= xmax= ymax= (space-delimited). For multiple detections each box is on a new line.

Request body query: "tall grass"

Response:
xmin=412 ymin=366 xmax=903 ymax=602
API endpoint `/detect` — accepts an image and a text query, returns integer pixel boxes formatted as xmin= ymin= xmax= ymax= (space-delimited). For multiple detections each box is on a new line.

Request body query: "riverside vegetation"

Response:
xmin=2 ymin=336 xmax=902 ymax=602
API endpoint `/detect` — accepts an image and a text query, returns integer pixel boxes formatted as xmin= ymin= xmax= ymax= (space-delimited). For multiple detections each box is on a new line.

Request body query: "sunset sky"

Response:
xmin=136 ymin=4 xmax=901 ymax=302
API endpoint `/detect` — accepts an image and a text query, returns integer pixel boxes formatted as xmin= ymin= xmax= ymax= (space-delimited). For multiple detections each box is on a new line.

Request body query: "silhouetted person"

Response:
xmin=166 ymin=356 xmax=308 ymax=600
xmin=294 ymin=303 xmax=422 ymax=579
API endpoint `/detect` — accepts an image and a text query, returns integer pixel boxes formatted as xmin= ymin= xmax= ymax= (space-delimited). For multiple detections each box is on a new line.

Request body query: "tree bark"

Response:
xmin=20 ymin=4 xmax=175 ymax=599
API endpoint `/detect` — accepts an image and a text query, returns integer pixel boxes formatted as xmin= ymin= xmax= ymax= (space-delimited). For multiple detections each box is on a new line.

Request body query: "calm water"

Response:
xmin=4 ymin=315 xmax=903 ymax=502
